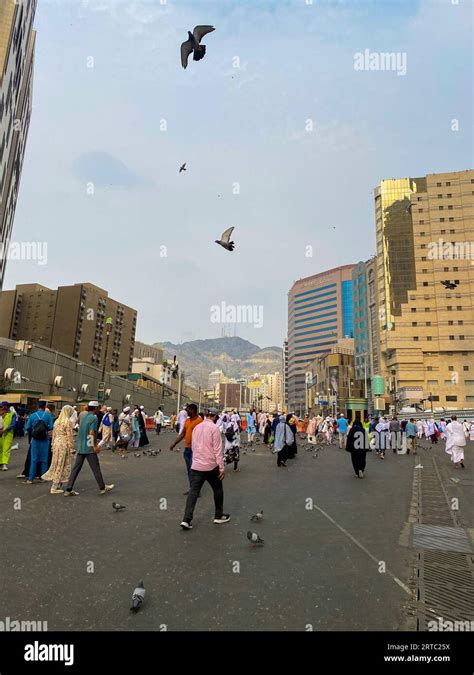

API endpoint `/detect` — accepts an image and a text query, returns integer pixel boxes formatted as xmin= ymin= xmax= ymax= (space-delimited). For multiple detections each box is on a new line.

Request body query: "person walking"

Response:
xmin=337 ymin=413 xmax=349 ymax=449
xmin=177 ymin=407 xmax=188 ymax=434
xmin=0 ymin=401 xmax=17 ymax=470
xmin=223 ymin=416 xmax=241 ymax=472
xmin=24 ymin=401 xmax=53 ymax=484
xmin=245 ymin=411 xmax=256 ymax=444
xmin=64 ymin=401 xmax=114 ymax=496
xmin=405 ymin=418 xmax=418 ymax=455
xmin=469 ymin=420 xmax=474 ymax=442
xmin=154 ymin=407 xmax=164 ymax=434
xmin=169 ymin=413 xmax=177 ymax=433
xmin=98 ymin=407 xmax=114 ymax=450
xmin=274 ymin=414 xmax=294 ymax=467
xmin=170 ymin=403 xmax=202 ymax=494
xmin=138 ymin=406 xmax=149 ymax=447
xmin=42 ymin=405 xmax=76 ymax=494
xmin=389 ymin=416 xmax=401 ymax=453
xmin=180 ymin=408 xmax=230 ymax=530
xmin=346 ymin=418 xmax=369 ymax=478
xmin=131 ymin=410 xmax=141 ymax=449
xmin=116 ymin=406 xmax=132 ymax=456
xmin=446 ymin=416 xmax=466 ymax=468
xmin=285 ymin=413 xmax=298 ymax=458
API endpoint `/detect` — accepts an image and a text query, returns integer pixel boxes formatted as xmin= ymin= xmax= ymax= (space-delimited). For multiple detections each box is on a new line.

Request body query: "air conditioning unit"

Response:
xmin=53 ymin=375 xmax=63 ymax=388
xmin=80 ymin=383 xmax=89 ymax=395
xmin=4 ymin=368 xmax=21 ymax=383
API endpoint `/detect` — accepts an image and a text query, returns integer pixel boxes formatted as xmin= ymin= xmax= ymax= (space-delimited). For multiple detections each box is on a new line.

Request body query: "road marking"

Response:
xmin=312 ymin=503 xmax=412 ymax=596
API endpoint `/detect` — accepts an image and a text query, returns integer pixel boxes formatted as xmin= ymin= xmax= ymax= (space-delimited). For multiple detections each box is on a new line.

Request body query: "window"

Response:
xmin=438 ymin=206 xmax=444 ymax=210
xmin=464 ymin=366 xmax=469 ymax=371
xmin=412 ymin=321 xmax=417 ymax=326
xmin=443 ymin=267 xmax=449 ymax=272
xmin=418 ymin=208 xmax=424 ymax=212
xmin=431 ymin=395 xmax=440 ymax=401
xmin=446 ymin=396 xmax=457 ymax=402
xmin=447 ymin=193 xmax=452 ymax=198
xmin=459 ymin=335 xmax=465 ymax=340
xmin=422 ymin=269 xmax=428 ymax=274
xmin=437 ymin=182 xmax=442 ymax=187
xmin=437 ymin=194 xmax=442 ymax=198
xmin=427 ymin=366 xmax=433 ymax=371
xmin=449 ymin=217 xmax=454 ymax=222
xmin=447 ymin=306 xmax=452 ymax=310
xmin=448 ymin=205 xmax=453 ymax=210
xmin=420 ymin=230 xmax=425 ymax=234
xmin=464 ymin=380 xmax=474 ymax=386
xmin=426 ymin=321 xmax=431 ymax=326
xmin=448 ymin=320 xmax=453 ymax=326
xmin=425 ymin=307 xmax=430 ymax=312
xmin=453 ymin=267 xmax=458 ymax=271
xmin=448 ymin=365 xmax=454 ymax=371
xmin=413 ymin=337 xmax=419 ymax=342
xmin=423 ymin=282 xmax=428 ymax=287
xmin=427 ymin=336 xmax=432 ymax=341
xmin=440 ymin=230 xmax=446 ymax=234
xmin=420 ymin=244 xmax=426 ymax=249
xmin=444 ymin=380 xmax=453 ymax=385
xmin=440 ymin=218 xmax=445 ymax=222
xmin=449 ymin=336 xmax=454 ymax=340
xmin=421 ymin=257 xmax=426 ymax=261
xmin=411 ymin=308 xmax=417 ymax=313
xmin=458 ymin=320 xmax=463 ymax=325
xmin=427 ymin=380 xmax=438 ymax=385
xmin=446 ymin=181 xmax=451 ymax=186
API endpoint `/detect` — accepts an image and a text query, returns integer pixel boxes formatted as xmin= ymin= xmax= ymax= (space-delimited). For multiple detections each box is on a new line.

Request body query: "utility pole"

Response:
xmin=198 ymin=387 xmax=202 ymax=411
xmin=98 ymin=317 xmax=113 ymax=404
xmin=176 ymin=369 xmax=182 ymax=415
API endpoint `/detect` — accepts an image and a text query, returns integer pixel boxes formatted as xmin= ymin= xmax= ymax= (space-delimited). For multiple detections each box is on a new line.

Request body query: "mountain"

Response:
xmin=155 ymin=337 xmax=283 ymax=388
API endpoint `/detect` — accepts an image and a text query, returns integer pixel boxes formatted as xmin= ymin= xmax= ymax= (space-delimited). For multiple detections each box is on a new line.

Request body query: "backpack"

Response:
xmin=31 ymin=413 xmax=48 ymax=441
xmin=225 ymin=426 xmax=235 ymax=442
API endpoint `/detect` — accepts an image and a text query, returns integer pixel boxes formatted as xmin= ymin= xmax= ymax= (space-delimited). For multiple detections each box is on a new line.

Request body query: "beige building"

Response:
xmin=374 ymin=169 xmax=474 ymax=410
xmin=134 ymin=341 xmax=163 ymax=365
xmin=0 ymin=0 xmax=37 ymax=288
xmin=0 ymin=282 xmax=137 ymax=372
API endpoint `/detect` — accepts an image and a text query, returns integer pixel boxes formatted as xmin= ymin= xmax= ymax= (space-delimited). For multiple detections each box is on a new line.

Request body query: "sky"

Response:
xmin=5 ymin=0 xmax=473 ymax=348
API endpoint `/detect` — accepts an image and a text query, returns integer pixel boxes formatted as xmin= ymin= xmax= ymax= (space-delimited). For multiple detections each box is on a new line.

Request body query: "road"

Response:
xmin=1 ymin=430 xmax=472 ymax=631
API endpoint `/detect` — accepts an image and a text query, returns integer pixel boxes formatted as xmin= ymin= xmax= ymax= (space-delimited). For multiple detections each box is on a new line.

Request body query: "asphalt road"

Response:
xmin=1 ymin=430 xmax=470 ymax=631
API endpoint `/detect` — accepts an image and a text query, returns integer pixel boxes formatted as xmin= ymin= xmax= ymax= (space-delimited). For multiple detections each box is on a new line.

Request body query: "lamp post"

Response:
xmin=98 ymin=317 xmax=113 ymax=404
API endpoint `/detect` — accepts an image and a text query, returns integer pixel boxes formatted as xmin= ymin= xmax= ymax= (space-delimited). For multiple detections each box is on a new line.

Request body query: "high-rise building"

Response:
xmin=0 ymin=282 xmax=137 ymax=371
xmin=352 ymin=256 xmax=380 ymax=408
xmin=134 ymin=341 xmax=163 ymax=365
xmin=374 ymin=169 xmax=474 ymax=410
xmin=283 ymin=338 xmax=288 ymax=407
xmin=266 ymin=371 xmax=283 ymax=411
xmin=287 ymin=264 xmax=356 ymax=412
xmin=208 ymin=369 xmax=224 ymax=391
xmin=0 ymin=0 xmax=37 ymax=288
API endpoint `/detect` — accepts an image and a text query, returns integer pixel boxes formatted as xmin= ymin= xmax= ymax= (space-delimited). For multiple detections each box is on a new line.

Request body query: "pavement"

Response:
xmin=1 ymin=431 xmax=472 ymax=631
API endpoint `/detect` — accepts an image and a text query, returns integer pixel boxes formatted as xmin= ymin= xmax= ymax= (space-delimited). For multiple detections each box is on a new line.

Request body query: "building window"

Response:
xmin=427 ymin=366 xmax=433 ymax=372
xmin=457 ymin=306 xmax=462 ymax=311
xmin=449 ymin=336 xmax=454 ymax=340
xmin=438 ymin=206 xmax=444 ymax=210
xmin=413 ymin=337 xmax=419 ymax=342
xmin=453 ymin=267 xmax=458 ymax=271
xmin=459 ymin=335 xmax=465 ymax=340
xmin=448 ymin=205 xmax=453 ymax=210
xmin=427 ymin=336 xmax=432 ymax=341
xmin=446 ymin=396 xmax=457 ymax=402
xmin=440 ymin=218 xmax=445 ymax=222
xmin=448 ymin=217 xmax=454 ymax=222
xmin=464 ymin=366 xmax=469 ymax=371
xmin=412 ymin=322 xmax=417 ymax=326
xmin=443 ymin=267 xmax=449 ymax=272
xmin=448 ymin=365 xmax=454 ymax=371
xmin=411 ymin=308 xmax=416 ymax=313
xmin=422 ymin=269 xmax=428 ymax=274
xmin=448 ymin=320 xmax=453 ymax=326
xmin=436 ymin=182 xmax=442 ymax=187
xmin=422 ymin=282 xmax=428 ymax=286
xmin=426 ymin=321 xmax=431 ymax=326
xmin=421 ymin=257 xmax=427 ymax=261
xmin=446 ymin=182 xmax=451 ymax=186
xmin=440 ymin=230 xmax=446 ymax=234
xmin=420 ymin=229 xmax=425 ymax=233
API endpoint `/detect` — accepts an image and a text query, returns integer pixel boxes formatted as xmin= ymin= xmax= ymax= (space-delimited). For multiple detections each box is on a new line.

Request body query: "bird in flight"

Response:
xmin=179 ymin=163 xmax=186 ymax=173
xmin=181 ymin=25 xmax=215 ymax=69
xmin=440 ymin=280 xmax=458 ymax=290
xmin=215 ymin=226 xmax=235 ymax=252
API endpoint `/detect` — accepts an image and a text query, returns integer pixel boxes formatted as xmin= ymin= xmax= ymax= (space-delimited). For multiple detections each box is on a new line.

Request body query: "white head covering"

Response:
xmin=123 ymin=406 xmax=130 ymax=413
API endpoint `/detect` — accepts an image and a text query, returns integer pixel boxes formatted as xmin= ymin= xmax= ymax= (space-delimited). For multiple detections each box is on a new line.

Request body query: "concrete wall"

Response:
xmin=0 ymin=338 xmax=179 ymax=415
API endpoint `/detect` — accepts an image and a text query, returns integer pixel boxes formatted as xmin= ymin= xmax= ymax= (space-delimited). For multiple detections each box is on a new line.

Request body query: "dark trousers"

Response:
xmin=277 ymin=446 xmax=290 ymax=466
xmin=431 ymin=433 xmax=438 ymax=444
xmin=183 ymin=467 xmax=223 ymax=523
xmin=184 ymin=447 xmax=193 ymax=487
xmin=65 ymin=453 xmax=105 ymax=491
xmin=351 ymin=452 xmax=366 ymax=475
xmin=155 ymin=424 xmax=161 ymax=435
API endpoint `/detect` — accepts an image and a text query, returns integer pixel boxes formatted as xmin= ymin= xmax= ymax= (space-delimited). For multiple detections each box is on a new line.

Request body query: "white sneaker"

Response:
xmin=358 ymin=470 xmax=364 ymax=479
xmin=100 ymin=484 xmax=114 ymax=494
xmin=2 ymin=465 xmax=9 ymax=471
xmin=180 ymin=521 xmax=192 ymax=530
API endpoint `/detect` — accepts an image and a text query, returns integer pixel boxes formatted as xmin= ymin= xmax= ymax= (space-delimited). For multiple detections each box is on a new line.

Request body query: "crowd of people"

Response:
xmin=0 ymin=397 xmax=472 ymax=528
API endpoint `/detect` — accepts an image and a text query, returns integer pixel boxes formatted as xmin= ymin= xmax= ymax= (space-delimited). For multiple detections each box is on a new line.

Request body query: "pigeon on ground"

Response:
xmin=179 ymin=163 xmax=186 ymax=173
xmin=440 ymin=280 xmax=458 ymax=290
xmin=134 ymin=452 xmax=141 ymax=457
xmin=130 ymin=581 xmax=146 ymax=612
xmin=250 ymin=510 xmax=263 ymax=522
xmin=215 ymin=226 xmax=235 ymax=251
xmin=247 ymin=531 xmax=264 ymax=545
xmin=181 ymin=25 xmax=215 ymax=69
xmin=112 ymin=502 xmax=126 ymax=512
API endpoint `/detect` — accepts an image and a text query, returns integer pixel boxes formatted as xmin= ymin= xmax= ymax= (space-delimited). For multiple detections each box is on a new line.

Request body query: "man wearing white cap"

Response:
xmin=98 ymin=406 xmax=114 ymax=450
xmin=64 ymin=401 xmax=114 ymax=496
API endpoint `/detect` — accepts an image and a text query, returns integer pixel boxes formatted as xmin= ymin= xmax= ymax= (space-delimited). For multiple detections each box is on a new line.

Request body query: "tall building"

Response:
xmin=352 ymin=256 xmax=380 ymax=408
xmin=208 ymin=369 xmax=224 ymax=391
xmin=134 ymin=341 xmax=163 ymax=365
xmin=374 ymin=169 xmax=474 ymax=410
xmin=266 ymin=371 xmax=283 ymax=410
xmin=287 ymin=264 xmax=356 ymax=412
xmin=0 ymin=0 xmax=37 ymax=288
xmin=0 ymin=282 xmax=137 ymax=371
xmin=283 ymin=338 xmax=288 ymax=407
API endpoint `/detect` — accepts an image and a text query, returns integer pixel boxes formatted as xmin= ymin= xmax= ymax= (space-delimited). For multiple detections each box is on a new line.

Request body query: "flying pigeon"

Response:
xmin=130 ymin=581 xmax=146 ymax=612
xmin=250 ymin=510 xmax=263 ymax=522
xmin=247 ymin=531 xmax=264 ymax=545
xmin=179 ymin=163 xmax=186 ymax=173
xmin=440 ymin=280 xmax=458 ymax=290
xmin=112 ymin=502 xmax=126 ymax=512
xmin=181 ymin=25 xmax=215 ymax=69
xmin=215 ymin=226 xmax=235 ymax=251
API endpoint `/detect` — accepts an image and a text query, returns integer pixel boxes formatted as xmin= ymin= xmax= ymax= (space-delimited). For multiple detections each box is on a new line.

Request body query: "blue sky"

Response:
xmin=5 ymin=0 xmax=473 ymax=348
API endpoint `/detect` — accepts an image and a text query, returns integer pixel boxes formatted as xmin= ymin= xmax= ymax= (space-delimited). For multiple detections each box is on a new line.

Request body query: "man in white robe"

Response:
xmin=445 ymin=416 xmax=466 ymax=468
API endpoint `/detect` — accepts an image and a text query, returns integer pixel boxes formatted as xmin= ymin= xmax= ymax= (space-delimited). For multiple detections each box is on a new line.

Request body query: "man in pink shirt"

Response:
xmin=180 ymin=408 xmax=230 ymax=530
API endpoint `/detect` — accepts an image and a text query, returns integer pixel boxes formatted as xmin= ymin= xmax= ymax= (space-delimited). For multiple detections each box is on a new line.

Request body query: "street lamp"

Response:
xmin=98 ymin=317 xmax=113 ymax=404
